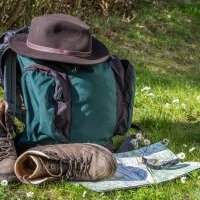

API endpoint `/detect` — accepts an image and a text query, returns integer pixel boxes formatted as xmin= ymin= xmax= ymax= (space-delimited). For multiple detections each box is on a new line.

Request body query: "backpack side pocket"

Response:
xmin=51 ymin=68 xmax=71 ymax=138
xmin=18 ymin=64 xmax=71 ymax=146
xmin=111 ymin=56 xmax=136 ymax=135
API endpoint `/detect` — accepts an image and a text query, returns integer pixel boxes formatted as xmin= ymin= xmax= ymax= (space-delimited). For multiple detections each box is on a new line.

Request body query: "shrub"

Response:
xmin=0 ymin=0 xmax=138 ymax=29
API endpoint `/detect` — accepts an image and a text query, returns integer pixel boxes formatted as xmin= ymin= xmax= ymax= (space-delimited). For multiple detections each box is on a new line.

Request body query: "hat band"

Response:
xmin=26 ymin=40 xmax=92 ymax=57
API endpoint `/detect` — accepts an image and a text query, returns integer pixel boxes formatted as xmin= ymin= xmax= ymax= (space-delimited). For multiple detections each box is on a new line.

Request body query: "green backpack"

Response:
xmin=0 ymin=28 xmax=135 ymax=151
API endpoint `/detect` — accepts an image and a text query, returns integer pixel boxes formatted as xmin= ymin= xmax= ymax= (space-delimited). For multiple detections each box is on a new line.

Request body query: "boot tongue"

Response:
xmin=27 ymin=155 xmax=61 ymax=183
xmin=28 ymin=155 xmax=49 ymax=180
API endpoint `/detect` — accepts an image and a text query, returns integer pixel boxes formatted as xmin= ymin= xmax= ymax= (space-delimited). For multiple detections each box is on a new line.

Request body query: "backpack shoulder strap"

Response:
xmin=0 ymin=27 xmax=29 ymax=116
xmin=3 ymin=49 xmax=17 ymax=116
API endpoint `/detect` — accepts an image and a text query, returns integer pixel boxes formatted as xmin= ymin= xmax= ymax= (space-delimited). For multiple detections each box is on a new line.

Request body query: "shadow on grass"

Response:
xmin=140 ymin=118 xmax=200 ymax=144
xmin=125 ymin=54 xmax=200 ymax=90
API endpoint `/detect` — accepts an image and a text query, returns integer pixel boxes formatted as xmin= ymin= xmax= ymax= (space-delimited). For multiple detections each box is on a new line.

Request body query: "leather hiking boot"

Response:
xmin=14 ymin=143 xmax=117 ymax=184
xmin=0 ymin=100 xmax=17 ymax=182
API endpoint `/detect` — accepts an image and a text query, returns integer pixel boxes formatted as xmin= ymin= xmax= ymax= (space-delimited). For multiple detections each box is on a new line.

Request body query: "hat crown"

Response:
xmin=9 ymin=14 xmax=109 ymax=65
xmin=27 ymin=14 xmax=92 ymax=53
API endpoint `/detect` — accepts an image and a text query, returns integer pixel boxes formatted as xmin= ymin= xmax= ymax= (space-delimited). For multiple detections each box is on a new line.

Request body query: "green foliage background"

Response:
xmin=1 ymin=0 xmax=199 ymax=30
xmin=0 ymin=1 xmax=200 ymax=199
xmin=0 ymin=0 xmax=139 ymax=29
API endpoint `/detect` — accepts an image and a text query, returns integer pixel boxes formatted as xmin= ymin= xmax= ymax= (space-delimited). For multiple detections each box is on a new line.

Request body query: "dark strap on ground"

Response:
xmin=116 ymin=123 xmax=144 ymax=153
xmin=130 ymin=123 xmax=144 ymax=134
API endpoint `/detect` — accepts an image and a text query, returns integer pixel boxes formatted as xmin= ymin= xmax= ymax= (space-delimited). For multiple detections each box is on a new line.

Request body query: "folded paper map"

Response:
xmin=80 ymin=142 xmax=200 ymax=192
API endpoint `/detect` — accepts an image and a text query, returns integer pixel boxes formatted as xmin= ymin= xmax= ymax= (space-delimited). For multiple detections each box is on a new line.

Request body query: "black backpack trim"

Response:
xmin=110 ymin=56 xmax=136 ymax=135
xmin=0 ymin=27 xmax=29 ymax=116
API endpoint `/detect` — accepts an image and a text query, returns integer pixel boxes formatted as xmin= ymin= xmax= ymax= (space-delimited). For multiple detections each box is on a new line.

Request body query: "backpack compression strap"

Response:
xmin=116 ymin=123 xmax=144 ymax=153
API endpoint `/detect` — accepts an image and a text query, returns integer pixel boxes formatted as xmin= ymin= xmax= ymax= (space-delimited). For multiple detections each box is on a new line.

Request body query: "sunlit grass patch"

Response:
xmin=0 ymin=2 xmax=200 ymax=200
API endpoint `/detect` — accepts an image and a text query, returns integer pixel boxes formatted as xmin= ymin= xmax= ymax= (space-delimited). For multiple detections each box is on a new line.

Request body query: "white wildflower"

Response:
xmin=141 ymin=86 xmax=151 ymax=92
xmin=177 ymin=152 xmax=186 ymax=160
xmin=146 ymin=92 xmax=155 ymax=97
xmin=130 ymin=138 xmax=137 ymax=145
xmin=0 ymin=179 xmax=8 ymax=186
xmin=134 ymin=143 xmax=139 ymax=149
xmin=135 ymin=23 xmax=145 ymax=28
xmin=100 ymin=192 xmax=105 ymax=197
xmin=189 ymin=147 xmax=196 ymax=153
xmin=181 ymin=103 xmax=186 ymax=109
xmin=82 ymin=191 xmax=87 ymax=198
xmin=162 ymin=138 xmax=170 ymax=145
xmin=26 ymin=192 xmax=34 ymax=198
xmin=144 ymin=139 xmax=151 ymax=146
xmin=122 ymin=15 xmax=134 ymax=23
xmin=167 ymin=14 xmax=171 ymax=19
xmin=183 ymin=144 xmax=188 ymax=148
xmin=172 ymin=98 xmax=179 ymax=104
xmin=136 ymin=133 xmax=143 ymax=141
xmin=130 ymin=138 xmax=139 ymax=149
xmin=164 ymin=103 xmax=170 ymax=108
xmin=180 ymin=176 xmax=187 ymax=184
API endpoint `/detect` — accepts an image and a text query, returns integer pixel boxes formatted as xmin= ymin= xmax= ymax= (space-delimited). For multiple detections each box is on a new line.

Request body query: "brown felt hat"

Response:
xmin=9 ymin=14 xmax=109 ymax=65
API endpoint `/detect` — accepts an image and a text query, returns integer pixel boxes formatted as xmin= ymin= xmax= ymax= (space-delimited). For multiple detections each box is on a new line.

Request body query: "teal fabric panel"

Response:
xmin=16 ymin=56 xmax=66 ymax=147
xmin=68 ymin=63 xmax=117 ymax=144
xmin=16 ymin=56 xmax=117 ymax=147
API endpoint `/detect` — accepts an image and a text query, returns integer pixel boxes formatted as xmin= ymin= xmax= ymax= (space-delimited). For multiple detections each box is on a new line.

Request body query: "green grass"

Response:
xmin=0 ymin=2 xmax=200 ymax=200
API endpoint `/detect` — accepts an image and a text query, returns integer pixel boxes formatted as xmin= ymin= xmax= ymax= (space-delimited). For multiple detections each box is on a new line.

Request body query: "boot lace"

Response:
xmin=64 ymin=154 xmax=93 ymax=179
xmin=43 ymin=151 xmax=93 ymax=179
xmin=0 ymin=137 xmax=13 ymax=161
xmin=0 ymin=121 xmax=14 ymax=161
xmin=41 ymin=158 xmax=63 ymax=177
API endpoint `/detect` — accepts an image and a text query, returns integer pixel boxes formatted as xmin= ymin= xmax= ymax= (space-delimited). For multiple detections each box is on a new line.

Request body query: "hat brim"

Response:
xmin=9 ymin=34 xmax=109 ymax=65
